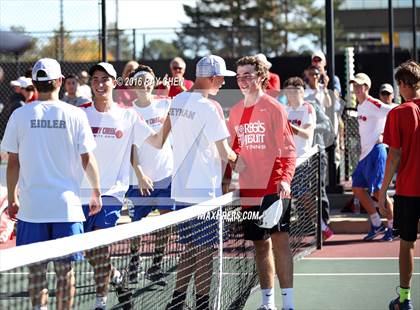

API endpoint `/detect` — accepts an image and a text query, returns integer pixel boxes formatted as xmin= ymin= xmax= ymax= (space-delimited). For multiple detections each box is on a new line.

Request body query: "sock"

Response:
xmin=171 ymin=290 xmax=187 ymax=306
xmin=321 ymin=220 xmax=327 ymax=231
xmin=399 ymin=287 xmax=411 ymax=302
xmin=281 ymin=288 xmax=294 ymax=309
xmin=196 ymin=294 xmax=210 ymax=310
xmin=111 ymin=269 xmax=122 ymax=285
xmin=95 ymin=295 xmax=107 ymax=309
xmin=261 ymin=288 xmax=275 ymax=307
xmin=387 ymin=219 xmax=393 ymax=229
xmin=33 ymin=307 xmax=48 ymax=310
xmin=369 ymin=212 xmax=381 ymax=227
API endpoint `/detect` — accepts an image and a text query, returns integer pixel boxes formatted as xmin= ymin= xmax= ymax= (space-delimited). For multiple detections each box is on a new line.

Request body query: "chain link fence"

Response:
xmin=341 ymin=107 xmax=361 ymax=182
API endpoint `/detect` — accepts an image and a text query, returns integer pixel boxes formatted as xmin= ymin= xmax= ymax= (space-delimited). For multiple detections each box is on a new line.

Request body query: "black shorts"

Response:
xmin=394 ymin=195 xmax=420 ymax=242
xmin=242 ymin=195 xmax=291 ymax=241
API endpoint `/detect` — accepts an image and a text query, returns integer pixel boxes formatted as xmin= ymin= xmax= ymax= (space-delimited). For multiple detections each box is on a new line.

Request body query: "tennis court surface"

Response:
xmin=2 ymin=148 xmax=418 ymax=310
xmin=245 ymin=233 xmax=420 ymax=310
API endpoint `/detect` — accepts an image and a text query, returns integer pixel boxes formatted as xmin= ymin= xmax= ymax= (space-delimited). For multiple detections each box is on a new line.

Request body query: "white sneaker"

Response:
xmin=257 ymin=306 xmax=277 ymax=310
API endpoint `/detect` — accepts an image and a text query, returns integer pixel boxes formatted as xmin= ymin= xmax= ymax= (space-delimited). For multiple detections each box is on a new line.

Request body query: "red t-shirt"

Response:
xmin=266 ymin=72 xmax=281 ymax=98
xmin=383 ymin=98 xmax=420 ymax=197
xmin=227 ymin=94 xmax=296 ymax=207
xmin=156 ymin=79 xmax=194 ymax=98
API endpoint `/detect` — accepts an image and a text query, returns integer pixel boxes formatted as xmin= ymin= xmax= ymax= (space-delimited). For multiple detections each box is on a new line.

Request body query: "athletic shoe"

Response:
xmin=389 ymin=296 xmax=413 ymax=310
xmin=110 ymin=269 xmax=133 ymax=308
xmin=322 ymin=227 xmax=334 ymax=241
xmin=145 ymin=265 xmax=167 ymax=286
xmin=380 ymin=228 xmax=394 ymax=242
xmin=256 ymin=306 xmax=277 ymax=310
xmin=110 ymin=268 xmax=124 ymax=287
xmin=363 ymin=224 xmax=386 ymax=241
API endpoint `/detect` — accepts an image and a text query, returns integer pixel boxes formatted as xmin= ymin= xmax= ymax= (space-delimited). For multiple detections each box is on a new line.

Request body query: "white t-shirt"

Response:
xmin=132 ymin=98 xmax=173 ymax=183
xmin=80 ymin=103 xmax=154 ymax=202
xmin=169 ymin=92 xmax=230 ymax=204
xmin=304 ymin=86 xmax=328 ymax=112
xmin=286 ymin=101 xmax=316 ymax=158
xmin=62 ymin=95 xmax=91 ymax=107
xmin=0 ymin=100 xmax=96 ymax=223
xmin=78 ymin=84 xmax=92 ymax=100
xmin=357 ymin=96 xmax=393 ymax=160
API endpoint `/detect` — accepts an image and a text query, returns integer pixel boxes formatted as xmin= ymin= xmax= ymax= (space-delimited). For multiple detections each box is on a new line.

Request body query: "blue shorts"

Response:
xmin=291 ymin=161 xmax=310 ymax=199
xmin=16 ymin=220 xmax=84 ymax=261
xmin=126 ymin=176 xmax=175 ymax=221
xmin=352 ymin=144 xmax=387 ymax=194
xmin=83 ymin=195 xmax=123 ymax=232
xmin=176 ymin=203 xmax=219 ymax=247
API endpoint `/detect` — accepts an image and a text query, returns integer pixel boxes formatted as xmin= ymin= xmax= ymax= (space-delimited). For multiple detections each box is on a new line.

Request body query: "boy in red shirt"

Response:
xmin=227 ymin=56 xmax=296 ymax=310
xmin=379 ymin=60 xmax=420 ymax=310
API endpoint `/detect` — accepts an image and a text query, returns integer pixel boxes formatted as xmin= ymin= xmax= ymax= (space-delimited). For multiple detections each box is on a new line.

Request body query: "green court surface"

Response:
xmin=244 ymin=258 xmax=420 ymax=310
xmin=0 ymin=256 xmax=256 ymax=309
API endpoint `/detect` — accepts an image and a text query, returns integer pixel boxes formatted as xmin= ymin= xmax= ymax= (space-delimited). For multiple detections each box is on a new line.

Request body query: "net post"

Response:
xmin=215 ymin=203 xmax=223 ymax=310
xmin=316 ymin=145 xmax=323 ymax=250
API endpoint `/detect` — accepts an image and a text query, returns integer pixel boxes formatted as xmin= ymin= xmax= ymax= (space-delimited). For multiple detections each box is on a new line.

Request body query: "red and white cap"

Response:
xmin=32 ymin=58 xmax=64 ymax=81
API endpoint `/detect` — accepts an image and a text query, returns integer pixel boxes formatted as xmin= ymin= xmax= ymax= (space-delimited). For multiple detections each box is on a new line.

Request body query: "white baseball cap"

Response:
xmin=10 ymin=76 xmax=26 ymax=87
xmin=379 ymin=83 xmax=394 ymax=94
xmin=20 ymin=77 xmax=33 ymax=89
xmin=32 ymin=58 xmax=64 ymax=81
xmin=89 ymin=62 xmax=117 ymax=79
xmin=196 ymin=55 xmax=236 ymax=78
xmin=311 ymin=51 xmax=326 ymax=62
xmin=350 ymin=73 xmax=372 ymax=89
xmin=255 ymin=53 xmax=272 ymax=69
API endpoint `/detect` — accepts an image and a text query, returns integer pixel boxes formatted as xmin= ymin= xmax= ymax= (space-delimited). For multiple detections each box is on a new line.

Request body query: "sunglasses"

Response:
xmin=172 ymin=66 xmax=184 ymax=71
xmin=312 ymin=57 xmax=322 ymax=62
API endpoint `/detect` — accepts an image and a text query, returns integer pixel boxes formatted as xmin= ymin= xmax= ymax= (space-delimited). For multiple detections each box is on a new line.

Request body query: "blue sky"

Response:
xmin=0 ymin=0 xmax=195 ymax=33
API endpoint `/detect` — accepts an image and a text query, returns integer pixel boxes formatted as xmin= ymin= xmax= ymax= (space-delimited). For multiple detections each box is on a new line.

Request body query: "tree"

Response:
xmin=177 ymin=0 xmax=343 ymax=57
xmin=0 ymin=26 xmax=38 ymax=62
xmin=142 ymin=39 xmax=179 ymax=60
xmin=107 ymin=22 xmax=133 ymax=61
xmin=38 ymin=29 xmax=102 ymax=61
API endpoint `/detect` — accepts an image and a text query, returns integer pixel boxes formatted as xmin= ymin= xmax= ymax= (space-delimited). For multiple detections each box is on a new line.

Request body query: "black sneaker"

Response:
xmin=145 ymin=265 xmax=167 ymax=286
xmin=113 ymin=270 xmax=133 ymax=310
xmin=389 ymin=296 xmax=414 ymax=310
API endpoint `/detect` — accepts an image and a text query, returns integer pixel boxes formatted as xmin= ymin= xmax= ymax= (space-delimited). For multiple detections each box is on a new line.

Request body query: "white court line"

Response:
xmin=294 ymin=273 xmax=420 ymax=276
xmin=303 ymin=257 xmax=420 ymax=260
